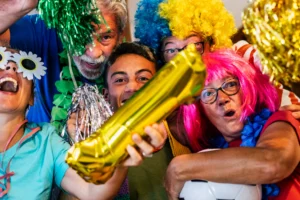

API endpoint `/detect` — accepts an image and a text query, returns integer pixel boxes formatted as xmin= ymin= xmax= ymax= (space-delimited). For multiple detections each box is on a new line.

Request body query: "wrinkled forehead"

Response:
xmin=205 ymin=69 xmax=233 ymax=86
xmin=92 ymin=12 xmax=118 ymax=33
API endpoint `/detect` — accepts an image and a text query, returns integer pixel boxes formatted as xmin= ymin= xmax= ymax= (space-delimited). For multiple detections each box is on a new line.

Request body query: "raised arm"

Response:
xmin=62 ymin=123 xmax=167 ymax=199
xmin=0 ymin=0 xmax=37 ymax=33
xmin=164 ymin=119 xmax=300 ymax=199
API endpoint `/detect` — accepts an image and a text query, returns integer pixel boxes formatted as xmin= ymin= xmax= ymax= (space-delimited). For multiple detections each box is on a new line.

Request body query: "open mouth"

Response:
xmin=0 ymin=77 xmax=18 ymax=93
xmin=78 ymin=55 xmax=105 ymax=71
xmin=224 ymin=110 xmax=235 ymax=117
xmin=120 ymin=99 xmax=128 ymax=106
xmin=85 ymin=61 xmax=99 ymax=68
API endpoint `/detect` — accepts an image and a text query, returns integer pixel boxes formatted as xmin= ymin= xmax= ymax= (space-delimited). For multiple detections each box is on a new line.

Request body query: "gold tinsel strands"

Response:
xmin=243 ymin=0 xmax=300 ymax=86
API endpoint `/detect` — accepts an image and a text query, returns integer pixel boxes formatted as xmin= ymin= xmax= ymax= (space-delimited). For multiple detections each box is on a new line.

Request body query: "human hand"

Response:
xmin=0 ymin=0 xmax=38 ymax=16
xmin=66 ymin=111 xmax=87 ymax=142
xmin=279 ymin=104 xmax=300 ymax=119
xmin=0 ymin=0 xmax=39 ymax=34
xmin=66 ymin=113 xmax=77 ymax=142
xmin=121 ymin=122 xmax=167 ymax=166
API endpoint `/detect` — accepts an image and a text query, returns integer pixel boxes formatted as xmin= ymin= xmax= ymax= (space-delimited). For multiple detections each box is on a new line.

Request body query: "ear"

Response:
xmin=102 ymin=88 xmax=109 ymax=102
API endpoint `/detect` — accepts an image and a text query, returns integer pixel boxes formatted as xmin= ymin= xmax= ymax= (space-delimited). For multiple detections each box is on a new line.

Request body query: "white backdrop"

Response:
xmin=127 ymin=0 xmax=251 ymax=40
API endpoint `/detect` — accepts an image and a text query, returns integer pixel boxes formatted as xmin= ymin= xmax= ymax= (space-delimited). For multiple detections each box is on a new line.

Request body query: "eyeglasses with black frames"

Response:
xmin=162 ymin=41 xmax=204 ymax=59
xmin=200 ymin=78 xmax=240 ymax=104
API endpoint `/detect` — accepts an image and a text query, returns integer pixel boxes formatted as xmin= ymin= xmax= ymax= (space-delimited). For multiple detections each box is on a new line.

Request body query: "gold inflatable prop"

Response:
xmin=243 ymin=0 xmax=300 ymax=86
xmin=65 ymin=45 xmax=206 ymax=184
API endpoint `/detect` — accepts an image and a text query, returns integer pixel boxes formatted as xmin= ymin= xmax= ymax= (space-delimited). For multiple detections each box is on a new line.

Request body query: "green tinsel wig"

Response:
xmin=38 ymin=0 xmax=103 ymax=56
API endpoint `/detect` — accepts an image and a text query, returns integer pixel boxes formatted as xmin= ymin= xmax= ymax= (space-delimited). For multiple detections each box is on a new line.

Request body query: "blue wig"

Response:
xmin=134 ymin=0 xmax=171 ymax=54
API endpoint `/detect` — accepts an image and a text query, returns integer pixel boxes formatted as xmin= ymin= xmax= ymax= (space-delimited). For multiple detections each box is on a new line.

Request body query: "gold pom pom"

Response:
xmin=243 ymin=0 xmax=300 ymax=86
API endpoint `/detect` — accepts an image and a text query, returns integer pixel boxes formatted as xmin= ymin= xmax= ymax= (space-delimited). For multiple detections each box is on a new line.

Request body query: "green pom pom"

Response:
xmin=38 ymin=0 xmax=103 ymax=56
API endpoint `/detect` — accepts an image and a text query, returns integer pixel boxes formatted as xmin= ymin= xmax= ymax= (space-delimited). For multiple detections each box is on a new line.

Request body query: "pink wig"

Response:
xmin=182 ymin=49 xmax=279 ymax=152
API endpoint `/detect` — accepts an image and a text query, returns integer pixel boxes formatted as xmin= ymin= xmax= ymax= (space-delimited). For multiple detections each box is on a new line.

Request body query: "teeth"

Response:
xmin=121 ymin=100 xmax=128 ymax=106
xmin=0 ymin=77 xmax=18 ymax=90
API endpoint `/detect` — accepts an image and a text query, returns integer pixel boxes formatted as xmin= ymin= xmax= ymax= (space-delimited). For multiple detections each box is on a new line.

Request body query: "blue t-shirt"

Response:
xmin=0 ymin=123 xmax=70 ymax=199
xmin=10 ymin=15 xmax=63 ymax=123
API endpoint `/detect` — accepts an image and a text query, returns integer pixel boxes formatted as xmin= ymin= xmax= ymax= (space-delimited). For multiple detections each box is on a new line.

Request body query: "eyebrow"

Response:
xmin=164 ymin=42 xmax=175 ymax=47
xmin=111 ymin=71 xmax=127 ymax=79
xmin=110 ymin=69 xmax=154 ymax=79
xmin=93 ymin=24 xmax=115 ymax=33
xmin=164 ymin=35 xmax=200 ymax=48
xmin=95 ymin=30 xmax=115 ymax=35
xmin=135 ymin=69 xmax=153 ymax=75
xmin=204 ymin=77 xmax=236 ymax=88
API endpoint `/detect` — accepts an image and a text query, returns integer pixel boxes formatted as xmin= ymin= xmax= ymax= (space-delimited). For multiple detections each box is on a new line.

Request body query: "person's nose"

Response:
xmin=4 ymin=63 xmax=17 ymax=74
xmin=217 ymin=90 xmax=230 ymax=106
xmin=85 ymin=38 xmax=104 ymax=59
xmin=124 ymin=81 xmax=140 ymax=93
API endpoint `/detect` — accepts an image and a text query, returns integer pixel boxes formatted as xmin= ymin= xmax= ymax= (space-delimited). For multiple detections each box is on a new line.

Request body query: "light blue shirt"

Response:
xmin=0 ymin=123 xmax=70 ymax=199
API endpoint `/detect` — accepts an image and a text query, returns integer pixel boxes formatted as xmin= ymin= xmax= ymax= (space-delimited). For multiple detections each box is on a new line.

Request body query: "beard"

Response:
xmin=73 ymin=54 xmax=107 ymax=80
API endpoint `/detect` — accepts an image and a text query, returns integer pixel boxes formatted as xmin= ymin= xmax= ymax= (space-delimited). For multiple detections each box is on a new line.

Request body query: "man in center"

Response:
xmin=67 ymin=42 xmax=171 ymax=200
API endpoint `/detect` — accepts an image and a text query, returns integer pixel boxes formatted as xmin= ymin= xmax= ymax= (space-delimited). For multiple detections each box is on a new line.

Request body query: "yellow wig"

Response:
xmin=159 ymin=0 xmax=237 ymax=50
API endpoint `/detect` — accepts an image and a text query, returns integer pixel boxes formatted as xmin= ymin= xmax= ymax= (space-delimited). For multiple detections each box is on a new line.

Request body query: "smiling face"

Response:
xmin=161 ymin=34 xmax=208 ymax=62
xmin=73 ymin=11 xmax=122 ymax=80
xmin=104 ymin=54 xmax=156 ymax=111
xmin=0 ymin=60 xmax=33 ymax=115
xmin=201 ymin=76 xmax=244 ymax=142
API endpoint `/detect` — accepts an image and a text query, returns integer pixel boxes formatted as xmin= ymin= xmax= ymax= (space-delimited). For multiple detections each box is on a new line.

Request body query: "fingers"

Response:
xmin=120 ymin=122 xmax=169 ymax=167
xmin=292 ymin=111 xmax=300 ymax=119
xmin=132 ymin=134 xmax=154 ymax=156
xmin=66 ymin=113 xmax=77 ymax=140
xmin=279 ymin=104 xmax=300 ymax=111
xmin=66 ymin=110 xmax=88 ymax=142
xmin=131 ymin=123 xmax=167 ymax=157
xmin=144 ymin=122 xmax=167 ymax=149
xmin=279 ymin=104 xmax=300 ymax=119
xmin=121 ymin=145 xmax=143 ymax=166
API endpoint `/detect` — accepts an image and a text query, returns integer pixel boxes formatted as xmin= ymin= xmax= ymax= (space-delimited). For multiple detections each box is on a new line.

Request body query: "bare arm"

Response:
xmin=61 ymin=166 xmax=128 ymax=200
xmin=164 ymin=121 xmax=300 ymax=199
xmin=0 ymin=0 xmax=38 ymax=33
xmin=62 ymin=123 xmax=167 ymax=199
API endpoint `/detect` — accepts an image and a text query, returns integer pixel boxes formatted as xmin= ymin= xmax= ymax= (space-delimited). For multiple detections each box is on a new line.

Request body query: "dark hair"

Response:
xmin=103 ymin=42 xmax=158 ymax=88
